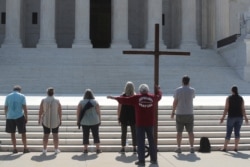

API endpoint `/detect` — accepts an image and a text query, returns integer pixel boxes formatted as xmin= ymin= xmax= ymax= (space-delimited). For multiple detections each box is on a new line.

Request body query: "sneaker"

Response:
xmin=55 ymin=149 xmax=61 ymax=154
xmin=12 ymin=149 xmax=18 ymax=154
xmin=23 ymin=148 xmax=30 ymax=154
xmin=190 ymin=147 xmax=195 ymax=153
xmin=175 ymin=147 xmax=182 ymax=153
xmin=119 ymin=148 xmax=125 ymax=154
xmin=96 ymin=149 xmax=102 ymax=154
xmin=135 ymin=161 xmax=145 ymax=166
xmin=42 ymin=149 xmax=47 ymax=154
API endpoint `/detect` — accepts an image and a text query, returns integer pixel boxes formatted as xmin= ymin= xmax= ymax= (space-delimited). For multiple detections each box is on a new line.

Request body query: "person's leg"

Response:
xmin=121 ymin=123 xmax=127 ymax=151
xmin=83 ymin=126 xmax=90 ymax=151
xmin=21 ymin=133 xmax=28 ymax=149
xmin=222 ymin=118 xmax=234 ymax=151
xmin=91 ymin=124 xmax=101 ymax=152
xmin=176 ymin=115 xmax=184 ymax=151
xmin=136 ymin=126 xmax=145 ymax=164
xmin=52 ymin=127 xmax=60 ymax=151
xmin=177 ymin=132 xmax=182 ymax=148
xmin=11 ymin=133 xmax=17 ymax=150
xmin=130 ymin=124 xmax=137 ymax=152
xmin=146 ymin=126 xmax=157 ymax=163
xmin=17 ymin=116 xmax=29 ymax=152
xmin=185 ymin=115 xmax=194 ymax=151
xmin=42 ymin=125 xmax=50 ymax=152
xmin=52 ymin=133 xmax=60 ymax=153
xmin=43 ymin=134 xmax=49 ymax=150
xmin=233 ymin=117 xmax=243 ymax=151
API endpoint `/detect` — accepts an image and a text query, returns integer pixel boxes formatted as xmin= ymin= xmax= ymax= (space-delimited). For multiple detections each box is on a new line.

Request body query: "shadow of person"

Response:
xmin=72 ymin=153 xmax=98 ymax=161
xmin=226 ymin=151 xmax=250 ymax=159
xmin=0 ymin=153 xmax=22 ymax=161
xmin=31 ymin=153 xmax=56 ymax=162
xmin=173 ymin=153 xmax=201 ymax=162
xmin=115 ymin=153 xmax=137 ymax=163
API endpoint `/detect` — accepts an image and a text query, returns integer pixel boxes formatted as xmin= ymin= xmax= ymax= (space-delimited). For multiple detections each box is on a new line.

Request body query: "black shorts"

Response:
xmin=6 ymin=115 xmax=26 ymax=134
xmin=42 ymin=124 xmax=59 ymax=134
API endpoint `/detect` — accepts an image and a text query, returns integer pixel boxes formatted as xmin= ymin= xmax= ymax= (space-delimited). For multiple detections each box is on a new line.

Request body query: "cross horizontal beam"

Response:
xmin=123 ymin=50 xmax=190 ymax=56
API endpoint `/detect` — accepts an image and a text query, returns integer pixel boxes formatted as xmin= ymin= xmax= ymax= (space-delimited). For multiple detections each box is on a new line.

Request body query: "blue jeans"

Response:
xmin=136 ymin=126 xmax=157 ymax=163
xmin=225 ymin=117 xmax=243 ymax=140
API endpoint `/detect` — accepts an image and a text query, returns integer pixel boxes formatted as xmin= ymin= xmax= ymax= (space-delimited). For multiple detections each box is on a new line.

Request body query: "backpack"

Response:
xmin=198 ymin=137 xmax=211 ymax=153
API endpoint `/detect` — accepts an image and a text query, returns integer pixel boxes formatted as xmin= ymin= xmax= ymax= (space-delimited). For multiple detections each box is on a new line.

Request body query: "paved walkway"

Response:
xmin=0 ymin=151 xmax=250 ymax=167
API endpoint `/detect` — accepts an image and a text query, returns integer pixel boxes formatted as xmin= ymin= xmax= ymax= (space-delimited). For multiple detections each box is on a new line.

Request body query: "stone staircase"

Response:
xmin=0 ymin=48 xmax=250 ymax=95
xmin=1 ymin=103 xmax=250 ymax=153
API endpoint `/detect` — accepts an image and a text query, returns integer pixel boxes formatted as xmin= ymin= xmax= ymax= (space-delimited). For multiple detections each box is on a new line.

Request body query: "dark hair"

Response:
xmin=231 ymin=86 xmax=238 ymax=95
xmin=182 ymin=75 xmax=190 ymax=85
xmin=13 ymin=85 xmax=21 ymax=92
xmin=84 ymin=89 xmax=95 ymax=99
xmin=47 ymin=87 xmax=54 ymax=96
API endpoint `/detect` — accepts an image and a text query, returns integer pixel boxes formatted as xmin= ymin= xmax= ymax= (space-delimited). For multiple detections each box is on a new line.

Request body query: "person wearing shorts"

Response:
xmin=38 ymin=87 xmax=62 ymax=154
xmin=4 ymin=85 xmax=29 ymax=154
xmin=171 ymin=76 xmax=195 ymax=153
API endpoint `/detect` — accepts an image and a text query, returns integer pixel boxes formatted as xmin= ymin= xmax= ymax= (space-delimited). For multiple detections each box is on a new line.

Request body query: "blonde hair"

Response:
xmin=123 ymin=81 xmax=135 ymax=96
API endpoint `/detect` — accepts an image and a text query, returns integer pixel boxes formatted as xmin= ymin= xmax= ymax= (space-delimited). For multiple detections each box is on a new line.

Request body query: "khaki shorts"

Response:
xmin=176 ymin=115 xmax=194 ymax=133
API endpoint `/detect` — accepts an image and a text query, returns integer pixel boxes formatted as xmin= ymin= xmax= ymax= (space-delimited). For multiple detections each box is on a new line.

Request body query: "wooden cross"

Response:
xmin=123 ymin=24 xmax=190 ymax=148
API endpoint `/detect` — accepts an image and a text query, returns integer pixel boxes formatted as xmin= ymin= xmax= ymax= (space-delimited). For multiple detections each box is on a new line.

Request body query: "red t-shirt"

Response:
xmin=115 ymin=90 xmax=162 ymax=126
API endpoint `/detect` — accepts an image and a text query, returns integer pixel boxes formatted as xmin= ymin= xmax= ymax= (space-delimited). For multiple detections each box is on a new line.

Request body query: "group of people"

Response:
xmin=4 ymin=75 xmax=249 ymax=166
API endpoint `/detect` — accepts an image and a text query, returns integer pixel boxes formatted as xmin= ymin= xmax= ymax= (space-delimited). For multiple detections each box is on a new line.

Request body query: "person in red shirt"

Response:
xmin=107 ymin=84 xmax=162 ymax=166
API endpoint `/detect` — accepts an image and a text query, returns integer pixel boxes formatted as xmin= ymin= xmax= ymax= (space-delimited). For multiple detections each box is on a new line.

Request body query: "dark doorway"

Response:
xmin=90 ymin=0 xmax=111 ymax=48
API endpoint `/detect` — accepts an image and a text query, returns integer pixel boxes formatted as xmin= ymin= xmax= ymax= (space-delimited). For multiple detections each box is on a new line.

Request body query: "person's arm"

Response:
xmin=4 ymin=105 xmax=8 ymax=119
xmin=220 ymin=97 xmax=229 ymax=123
xmin=107 ymin=95 xmax=134 ymax=105
xmin=23 ymin=104 xmax=28 ymax=124
xmin=76 ymin=102 xmax=82 ymax=125
xmin=58 ymin=101 xmax=62 ymax=126
xmin=155 ymin=85 xmax=162 ymax=100
xmin=117 ymin=104 xmax=122 ymax=124
xmin=38 ymin=100 xmax=44 ymax=125
xmin=96 ymin=103 xmax=101 ymax=125
xmin=241 ymin=100 xmax=249 ymax=124
xmin=171 ymin=98 xmax=178 ymax=119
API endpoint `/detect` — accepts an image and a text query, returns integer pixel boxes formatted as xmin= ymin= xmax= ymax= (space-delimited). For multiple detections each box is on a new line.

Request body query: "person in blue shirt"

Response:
xmin=4 ymin=85 xmax=29 ymax=154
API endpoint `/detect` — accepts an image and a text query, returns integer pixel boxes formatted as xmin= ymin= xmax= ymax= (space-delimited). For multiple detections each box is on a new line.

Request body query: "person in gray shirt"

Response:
xmin=171 ymin=75 xmax=195 ymax=153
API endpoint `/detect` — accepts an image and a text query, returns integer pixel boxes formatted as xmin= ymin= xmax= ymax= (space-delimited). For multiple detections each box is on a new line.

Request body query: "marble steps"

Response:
xmin=1 ymin=104 xmax=250 ymax=152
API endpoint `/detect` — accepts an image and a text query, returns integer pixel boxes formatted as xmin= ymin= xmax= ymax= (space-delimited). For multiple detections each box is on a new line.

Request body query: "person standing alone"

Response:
xmin=4 ymin=85 xmax=29 ymax=154
xmin=220 ymin=86 xmax=248 ymax=152
xmin=38 ymin=87 xmax=62 ymax=154
xmin=171 ymin=75 xmax=195 ymax=153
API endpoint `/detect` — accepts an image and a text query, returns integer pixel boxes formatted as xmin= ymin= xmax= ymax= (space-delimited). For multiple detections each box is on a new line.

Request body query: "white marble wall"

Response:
xmin=0 ymin=0 xmax=250 ymax=49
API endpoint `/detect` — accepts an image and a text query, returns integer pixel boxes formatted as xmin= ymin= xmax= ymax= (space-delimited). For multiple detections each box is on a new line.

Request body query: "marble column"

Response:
xmin=244 ymin=8 xmax=250 ymax=38
xmin=215 ymin=0 xmax=230 ymax=41
xmin=2 ymin=0 xmax=22 ymax=47
xmin=244 ymin=38 xmax=250 ymax=82
xmin=72 ymin=0 xmax=92 ymax=48
xmin=146 ymin=0 xmax=165 ymax=49
xmin=111 ymin=0 xmax=130 ymax=48
xmin=180 ymin=0 xmax=199 ymax=49
xmin=37 ymin=0 xmax=57 ymax=48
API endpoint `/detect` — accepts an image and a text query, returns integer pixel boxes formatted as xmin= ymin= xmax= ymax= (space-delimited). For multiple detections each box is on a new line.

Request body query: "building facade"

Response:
xmin=0 ymin=0 xmax=250 ymax=49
